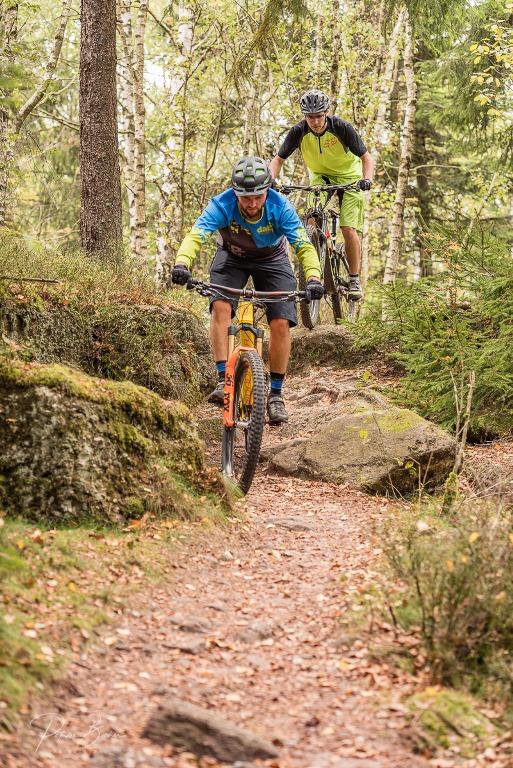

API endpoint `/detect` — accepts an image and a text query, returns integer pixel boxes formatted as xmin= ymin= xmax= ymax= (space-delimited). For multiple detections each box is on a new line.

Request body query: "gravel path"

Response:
xmin=1 ymin=372 xmax=432 ymax=768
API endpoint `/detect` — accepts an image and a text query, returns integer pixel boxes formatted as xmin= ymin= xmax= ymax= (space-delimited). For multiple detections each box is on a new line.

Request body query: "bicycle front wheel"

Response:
xmin=324 ymin=248 xmax=346 ymax=324
xmin=298 ymin=227 xmax=325 ymax=329
xmin=221 ymin=349 xmax=266 ymax=494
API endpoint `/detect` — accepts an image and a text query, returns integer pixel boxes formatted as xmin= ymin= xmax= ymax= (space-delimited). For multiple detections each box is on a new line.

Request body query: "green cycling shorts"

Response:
xmin=309 ymin=173 xmax=365 ymax=233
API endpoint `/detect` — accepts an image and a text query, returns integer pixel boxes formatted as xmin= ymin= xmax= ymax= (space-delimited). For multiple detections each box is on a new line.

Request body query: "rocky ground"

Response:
xmin=1 ymin=358 xmax=511 ymax=768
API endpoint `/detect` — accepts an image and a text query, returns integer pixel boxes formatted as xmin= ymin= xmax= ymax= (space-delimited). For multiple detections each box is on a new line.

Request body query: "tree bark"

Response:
xmin=132 ymin=0 xmax=148 ymax=262
xmin=242 ymin=58 xmax=262 ymax=155
xmin=414 ymin=123 xmax=433 ymax=277
xmin=0 ymin=1 xmax=18 ymax=227
xmin=361 ymin=9 xmax=404 ymax=286
xmin=155 ymin=3 xmax=193 ymax=282
xmin=117 ymin=0 xmax=136 ymax=249
xmin=329 ymin=0 xmax=341 ymax=113
xmin=15 ymin=0 xmax=72 ymax=133
xmin=80 ymin=0 xmax=122 ymax=258
xmin=383 ymin=13 xmax=416 ymax=285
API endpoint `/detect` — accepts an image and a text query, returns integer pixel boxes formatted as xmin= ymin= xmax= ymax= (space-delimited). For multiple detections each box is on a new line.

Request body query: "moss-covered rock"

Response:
xmin=267 ymin=404 xmax=455 ymax=494
xmin=0 ymin=355 xmax=226 ymax=525
xmin=281 ymin=326 xmax=375 ymax=373
xmin=0 ymin=295 xmax=214 ymax=405
xmin=407 ymin=687 xmax=499 ymax=758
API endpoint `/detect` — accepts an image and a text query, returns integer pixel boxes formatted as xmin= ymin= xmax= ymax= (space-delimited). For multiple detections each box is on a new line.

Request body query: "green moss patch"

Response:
xmin=407 ymin=687 xmax=499 ymax=757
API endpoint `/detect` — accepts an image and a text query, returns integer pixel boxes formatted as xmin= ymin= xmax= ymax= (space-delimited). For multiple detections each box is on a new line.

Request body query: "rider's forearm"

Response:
xmin=175 ymin=228 xmax=203 ymax=269
xmin=361 ymin=151 xmax=375 ymax=181
xmin=270 ymin=156 xmax=284 ymax=179
xmin=297 ymin=243 xmax=321 ymax=281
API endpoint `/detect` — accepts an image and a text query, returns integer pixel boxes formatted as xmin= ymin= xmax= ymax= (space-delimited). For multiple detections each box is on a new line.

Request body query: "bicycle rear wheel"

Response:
xmin=297 ymin=226 xmax=325 ymax=329
xmin=221 ymin=349 xmax=266 ymax=494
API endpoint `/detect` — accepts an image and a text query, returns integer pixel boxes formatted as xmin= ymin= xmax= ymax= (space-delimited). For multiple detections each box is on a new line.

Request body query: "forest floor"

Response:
xmin=1 ymin=365 xmax=512 ymax=768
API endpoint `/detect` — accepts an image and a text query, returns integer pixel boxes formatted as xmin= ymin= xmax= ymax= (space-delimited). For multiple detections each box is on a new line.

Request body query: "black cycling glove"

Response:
xmin=171 ymin=264 xmax=192 ymax=285
xmin=305 ymin=279 xmax=324 ymax=301
xmin=358 ymin=179 xmax=372 ymax=191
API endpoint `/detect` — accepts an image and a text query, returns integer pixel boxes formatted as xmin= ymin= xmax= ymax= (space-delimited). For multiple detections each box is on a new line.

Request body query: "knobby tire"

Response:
xmin=324 ymin=247 xmax=345 ymax=324
xmin=221 ymin=349 xmax=266 ymax=494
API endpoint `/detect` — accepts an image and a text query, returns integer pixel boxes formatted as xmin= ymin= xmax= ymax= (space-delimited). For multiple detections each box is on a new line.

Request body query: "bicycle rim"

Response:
xmin=221 ymin=349 xmax=266 ymax=494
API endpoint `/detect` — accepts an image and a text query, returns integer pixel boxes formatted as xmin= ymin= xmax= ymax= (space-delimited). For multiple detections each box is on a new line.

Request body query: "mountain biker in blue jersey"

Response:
xmin=270 ymin=89 xmax=375 ymax=301
xmin=171 ymin=156 xmax=323 ymax=425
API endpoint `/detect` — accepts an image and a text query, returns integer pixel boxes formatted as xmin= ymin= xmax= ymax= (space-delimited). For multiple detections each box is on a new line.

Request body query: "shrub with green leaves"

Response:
xmin=356 ymin=225 xmax=513 ymax=438
xmin=381 ymin=500 xmax=513 ymax=699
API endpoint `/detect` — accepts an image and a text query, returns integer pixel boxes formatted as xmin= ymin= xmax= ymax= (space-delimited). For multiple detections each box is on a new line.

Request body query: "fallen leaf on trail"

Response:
xmin=23 ymin=629 xmax=37 ymax=639
xmin=126 ymin=512 xmax=149 ymax=530
xmin=468 ymin=531 xmax=480 ymax=544
xmin=15 ymin=539 xmax=26 ymax=551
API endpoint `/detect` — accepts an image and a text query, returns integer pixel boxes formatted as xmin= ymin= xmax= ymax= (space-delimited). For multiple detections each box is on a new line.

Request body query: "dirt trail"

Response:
xmin=2 ymin=369 xmax=430 ymax=768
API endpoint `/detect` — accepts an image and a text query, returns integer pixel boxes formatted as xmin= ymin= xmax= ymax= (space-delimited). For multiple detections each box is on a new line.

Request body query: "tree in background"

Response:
xmin=0 ymin=0 xmax=510 ymax=279
xmin=80 ymin=0 xmax=122 ymax=257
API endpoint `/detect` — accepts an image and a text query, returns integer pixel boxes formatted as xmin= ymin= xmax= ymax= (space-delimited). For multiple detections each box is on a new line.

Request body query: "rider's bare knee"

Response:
xmin=269 ymin=318 xmax=290 ymax=336
xmin=211 ymin=299 xmax=232 ymax=319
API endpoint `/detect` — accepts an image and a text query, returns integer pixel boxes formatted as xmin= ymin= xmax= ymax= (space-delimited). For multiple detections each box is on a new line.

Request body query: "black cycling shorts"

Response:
xmin=209 ymin=249 xmax=297 ymax=326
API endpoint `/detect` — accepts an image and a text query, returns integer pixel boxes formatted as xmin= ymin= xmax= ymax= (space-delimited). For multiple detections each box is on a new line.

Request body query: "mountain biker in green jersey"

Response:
xmin=171 ymin=156 xmax=323 ymax=425
xmin=269 ymin=89 xmax=375 ymax=300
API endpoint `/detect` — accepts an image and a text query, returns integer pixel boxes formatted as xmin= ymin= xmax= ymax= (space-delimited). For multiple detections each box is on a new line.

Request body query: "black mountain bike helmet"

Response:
xmin=231 ymin=156 xmax=272 ymax=196
xmin=299 ymin=89 xmax=330 ymax=114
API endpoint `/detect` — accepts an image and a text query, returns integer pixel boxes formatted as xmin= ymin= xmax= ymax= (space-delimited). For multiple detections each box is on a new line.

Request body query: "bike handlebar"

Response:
xmin=186 ymin=279 xmax=307 ymax=302
xmin=278 ymin=181 xmax=361 ymax=195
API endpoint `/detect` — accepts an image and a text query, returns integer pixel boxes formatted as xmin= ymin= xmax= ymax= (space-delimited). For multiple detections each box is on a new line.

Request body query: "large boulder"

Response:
xmin=0 ymin=295 xmax=214 ymax=405
xmin=268 ymin=407 xmax=455 ymax=494
xmin=0 ymin=354 xmax=225 ymax=524
xmin=263 ymin=374 xmax=456 ymax=494
xmin=278 ymin=325 xmax=374 ymax=373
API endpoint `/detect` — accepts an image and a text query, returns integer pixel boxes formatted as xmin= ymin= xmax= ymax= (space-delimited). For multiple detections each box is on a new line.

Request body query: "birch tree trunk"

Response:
xmin=14 ymin=0 xmax=71 ymax=133
xmin=0 ymin=2 xmax=18 ymax=228
xmin=414 ymin=124 xmax=433 ymax=277
xmin=383 ymin=13 xmax=416 ymax=284
xmin=80 ymin=0 xmax=122 ymax=257
xmin=117 ymin=0 xmax=136 ymax=249
xmin=242 ymin=58 xmax=262 ymax=155
xmin=155 ymin=3 xmax=193 ymax=283
xmin=361 ymin=9 xmax=404 ymax=285
xmin=311 ymin=7 xmax=323 ymax=83
xmin=132 ymin=0 xmax=148 ymax=262
xmin=329 ymin=0 xmax=341 ymax=113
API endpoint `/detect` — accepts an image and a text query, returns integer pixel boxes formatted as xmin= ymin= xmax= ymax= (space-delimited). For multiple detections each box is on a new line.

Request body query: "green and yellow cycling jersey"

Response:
xmin=277 ymin=115 xmax=366 ymax=181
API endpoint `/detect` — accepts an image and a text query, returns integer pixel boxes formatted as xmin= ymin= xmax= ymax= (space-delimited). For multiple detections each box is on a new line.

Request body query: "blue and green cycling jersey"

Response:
xmin=175 ymin=188 xmax=321 ymax=280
